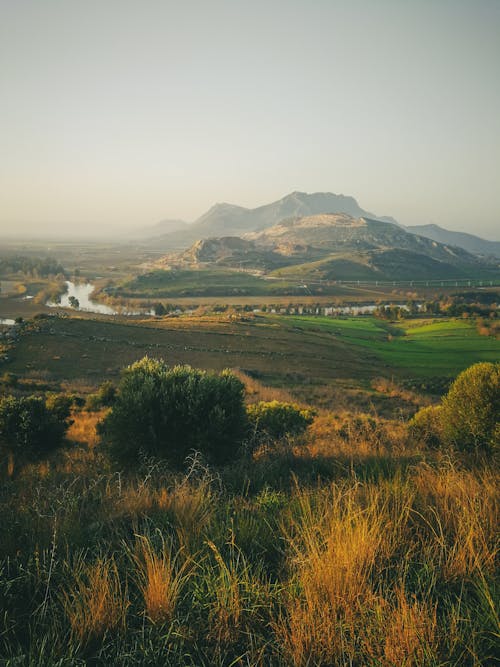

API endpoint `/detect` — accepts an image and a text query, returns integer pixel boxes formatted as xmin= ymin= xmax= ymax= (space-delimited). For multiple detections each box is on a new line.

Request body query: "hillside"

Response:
xmin=155 ymin=213 xmax=498 ymax=282
xmin=249 ymin=215 xmax=477 ymax=263
xmin=406 ymin=223 xmax=500 ymax=258
xmin=167 ymin=236 xmax=320 ymax=270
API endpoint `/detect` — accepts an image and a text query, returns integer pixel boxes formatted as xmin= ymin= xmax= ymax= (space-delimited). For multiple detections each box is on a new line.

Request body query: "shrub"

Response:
xmin=440 ymin=362 xmax=499 ymax=454
xmin=408 ymin=405 xmax=443 ymax=448
xmin=85 ymin=381 xmax=116 ymax=411
xmin=102 ymin=356 xmax=247 ymax=466
xmin=0 ymin=394 xmax=71 ymax=462
xmin=1 ymin=372 xmax=18 ymax=387
xmin=247 ymin=400 xmax=315 ymax=441
xmin=45 ymin=392 xmax=74 ymax=421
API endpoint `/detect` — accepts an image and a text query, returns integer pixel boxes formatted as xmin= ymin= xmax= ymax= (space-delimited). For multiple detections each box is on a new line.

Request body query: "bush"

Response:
xmin=247 ymin=400 xmax=315 ymax=441
xmin=408 ymin=405 xmax=443 ymax=448
xmin=0 ymin=394 xmax=71 ymax=462
xmin=440 ymin=362 xmax=499 ymax=454
xmin=85 ymin=381 xmax=116 ymax=411
xmin=102 ymin=357 xmax=247 ymax=466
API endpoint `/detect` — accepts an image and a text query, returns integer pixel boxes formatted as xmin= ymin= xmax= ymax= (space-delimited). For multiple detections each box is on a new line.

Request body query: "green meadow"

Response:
xmin=278 ymin=316 xmax=500 ymax=377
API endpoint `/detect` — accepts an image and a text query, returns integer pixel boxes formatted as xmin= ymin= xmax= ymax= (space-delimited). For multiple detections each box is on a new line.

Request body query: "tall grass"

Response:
xmin=62 ymin=554 xmax=129 ymax=647
xmin=131 ymin=533 xmax=189 ymax=625
xmin=0 ymin=412 xmax=498 ymax=665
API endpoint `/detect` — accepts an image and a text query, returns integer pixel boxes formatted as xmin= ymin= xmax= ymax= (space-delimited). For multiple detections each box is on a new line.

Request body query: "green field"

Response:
xmin=2 ymin=313 xmax=498 ymax=416
xmin=111 ymin=269 xmax=318 ymax=298
xmin=279 ymin=316 xmax=500 ymax=377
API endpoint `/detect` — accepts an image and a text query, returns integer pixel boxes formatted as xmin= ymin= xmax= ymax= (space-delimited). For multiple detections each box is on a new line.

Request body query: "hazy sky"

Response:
xmin=1 ymin=0 xmax=499 ymax=238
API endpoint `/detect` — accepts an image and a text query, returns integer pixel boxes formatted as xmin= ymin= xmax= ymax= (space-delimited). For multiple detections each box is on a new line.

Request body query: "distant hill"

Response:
xmin=405 ymin=224 xmax=500 ymax=258
xmin=166 ymin=236 xmax=320 ymax=271
xmin=131 ymin=219 xmax=187 ymax=239
xmin=249 ymin=214 xmax=479 ymax=265
xmin=158 ymin=213 xmax=498 ymax=282
xmin=151 ymin=191 xmax=396 ymax=249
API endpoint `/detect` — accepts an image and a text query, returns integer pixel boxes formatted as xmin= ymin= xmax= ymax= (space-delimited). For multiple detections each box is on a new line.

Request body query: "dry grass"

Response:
xmin=379 ymin=588 xmax=439 ymax=667
xmin=301 ymin=412 xmax=412 ymax=461
xmin=412 ymin=463 xmax=499 ymax=581
xmin=275 ymin=464 xmax=499 ymax=666
xmin=2 ymin=406 xmax=499 ymax=665
xmin=372 ymin=376 xmax=431 ymax=407
xmin=132 ymin=534 xmax=189 ymax=625
xmin=62 ymin=555 xmax=129 ymax=647
xmin=66 ymin=409 xmax=107 ymax=448
xmin=234 ymin=369 xmax=295 ymax=404
xmin=158 ymin=480 xmax=215 ymax=551
xmin=276 ymin=482 xmax=403 ymax=665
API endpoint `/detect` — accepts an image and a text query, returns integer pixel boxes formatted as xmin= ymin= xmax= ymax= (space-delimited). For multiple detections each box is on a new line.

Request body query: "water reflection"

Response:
xmin=48 ymin=282 xmax=117 ymax=314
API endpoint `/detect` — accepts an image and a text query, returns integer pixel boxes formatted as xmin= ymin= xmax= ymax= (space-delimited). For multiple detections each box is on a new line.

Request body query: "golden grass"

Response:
xmin=276 ymin=482 xmax=401 ymax=665
xmin=275 ymin=464 xmax=499 ymax=666
xmin=233 ymin=369 xmax=296 ymax=404
xmin=2 ymin=403 xmax=498 ymax=664
xmin=371 ymin=376 xmax=431 ymax=407
xmin=62 ymin=555 xmax=129 ymax=647
xmin=132 ymin=534 xmax=189 ymax=625
xmin=66 ymin=409 xmax=107 ymax=448
xmin=159 ymin=481 xmax=214 ymax=552
xmin=412 ymin=463 xmax=499 ymax=581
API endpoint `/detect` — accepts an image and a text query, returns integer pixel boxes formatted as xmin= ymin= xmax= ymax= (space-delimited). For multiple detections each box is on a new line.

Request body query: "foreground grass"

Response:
xmin=1 ymin=412 xmax=498 ymax=665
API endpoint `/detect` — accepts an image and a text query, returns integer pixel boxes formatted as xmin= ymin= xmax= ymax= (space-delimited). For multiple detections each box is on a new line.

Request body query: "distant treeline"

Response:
xmin=0 ymin=255 xmax=66 ymax=278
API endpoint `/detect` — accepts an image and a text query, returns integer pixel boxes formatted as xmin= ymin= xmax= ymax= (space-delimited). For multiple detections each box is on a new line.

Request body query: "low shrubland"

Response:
xmin=0 ymin=362 xmax=498 ymax=665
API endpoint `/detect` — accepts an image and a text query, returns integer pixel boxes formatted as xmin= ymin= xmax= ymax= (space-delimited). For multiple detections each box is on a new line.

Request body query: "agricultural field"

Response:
xmin=2 ymin=312 xmax=498 ymax=415
xmin=279 ymin=316 xmax=500 ymax=378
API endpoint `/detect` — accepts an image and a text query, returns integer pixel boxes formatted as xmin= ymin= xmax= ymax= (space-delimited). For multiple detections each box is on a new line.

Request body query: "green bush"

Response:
xmin=247 ymin=400 xmax=315 ymax=441
xmin=85 ymin=381 xmax=116 ymax=411
xmin=440 ymin=362 xmax=499 ymax=454
xmin=102 ymin=356 xmax=247 ymax=466
xmin=408 ymin=405 xmax=443 ymax=448
xmin=0 ymin=394 xmax=71 ymax=462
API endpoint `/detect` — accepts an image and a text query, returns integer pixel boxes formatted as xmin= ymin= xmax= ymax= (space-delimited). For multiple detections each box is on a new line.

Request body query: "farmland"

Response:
xmin=2 ymin=313 xmax=498 ymax=415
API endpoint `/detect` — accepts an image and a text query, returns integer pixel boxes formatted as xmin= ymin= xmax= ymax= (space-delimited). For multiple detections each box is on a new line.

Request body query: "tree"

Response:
xmin=440 ymin=362 xmax=499 ymax=454
xmin=0 ymin=394 xmax=71 ymax=465
xmin=102 ymin=357 xmax=248 ymax=466
xmin=153 ymin=302 xmax=166 ymax=316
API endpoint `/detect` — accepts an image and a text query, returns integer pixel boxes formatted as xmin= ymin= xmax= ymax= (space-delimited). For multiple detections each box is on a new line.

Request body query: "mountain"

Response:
xmin=405 ymin=224 xmax=500 ymax=258
xmin=162 ymin=236 xmax=319 ymax=271
xmin=153 ymin=191 xmax=396 ymax=249
xmin=159 ymin=213 xmax=498 ymax=281
xmin=248 ymin=214 xmax=479 ymax=265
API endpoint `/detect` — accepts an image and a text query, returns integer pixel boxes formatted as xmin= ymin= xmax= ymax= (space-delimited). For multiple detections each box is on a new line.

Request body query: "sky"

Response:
xmin=1 ymin=0 xmax=499 ymax=239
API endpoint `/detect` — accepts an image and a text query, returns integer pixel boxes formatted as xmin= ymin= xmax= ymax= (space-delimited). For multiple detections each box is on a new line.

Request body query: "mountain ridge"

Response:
xmin=157 ymin=213 xmax=498 ymax=281
xmin=148 ymin=191 xmax=397 ymax=249
xmin=141 ymin=191 xmax=499 ymax=260
xmin=405 ymin=223 xmax=500 ymax=258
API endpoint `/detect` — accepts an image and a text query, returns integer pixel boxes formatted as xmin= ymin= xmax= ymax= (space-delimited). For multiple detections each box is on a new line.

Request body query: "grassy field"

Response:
xmin=279 ymin=316 xmax=500 ymax=377
xmin=0 ymin=406 xmax=498 ymax=665
xmin=2 ymin=313 xmax=498 ymax=416
xmin=110 ymin=269 xmax=320 ymax=298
